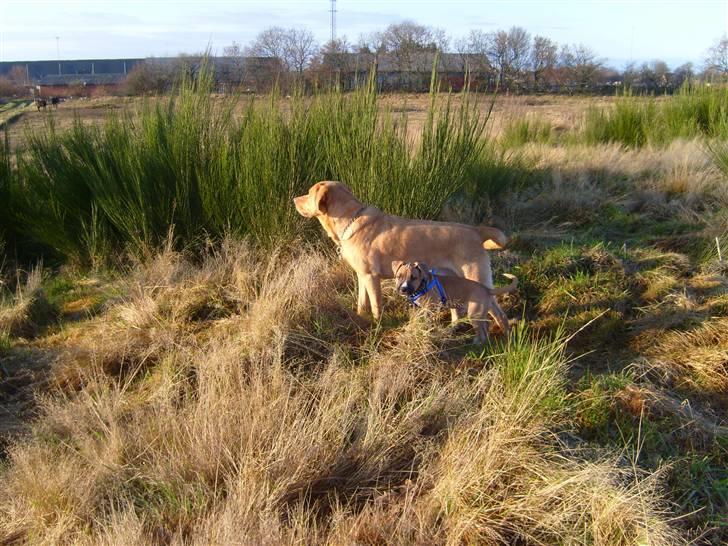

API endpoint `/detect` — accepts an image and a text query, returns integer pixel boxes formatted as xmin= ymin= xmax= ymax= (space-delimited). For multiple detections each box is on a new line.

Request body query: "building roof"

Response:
xmin=325 ymin=52 xmax=476 ymax=73
xmin=1 ymin=56 xmax=283 ymax=86
xmin=38 ymin=73 xmax=127 ymax=86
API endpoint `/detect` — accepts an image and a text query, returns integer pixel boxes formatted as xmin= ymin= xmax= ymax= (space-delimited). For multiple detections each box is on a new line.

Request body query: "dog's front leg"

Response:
xmin=363 ymin=274 xmax=383 ymax=319
xmin=357 ymin=273 xmax=371 ymax=316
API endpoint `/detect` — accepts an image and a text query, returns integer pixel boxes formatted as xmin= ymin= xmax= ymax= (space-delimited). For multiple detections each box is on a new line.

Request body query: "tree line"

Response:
xmin=233 ymin=21 xmax=728 ymax=93
xmin=2 ymin=21 xmax=728 ymax=96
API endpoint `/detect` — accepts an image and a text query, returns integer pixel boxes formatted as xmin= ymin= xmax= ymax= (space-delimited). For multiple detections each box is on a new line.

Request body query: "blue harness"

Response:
xmin=408 ymin=270 xmax=448 ymax=307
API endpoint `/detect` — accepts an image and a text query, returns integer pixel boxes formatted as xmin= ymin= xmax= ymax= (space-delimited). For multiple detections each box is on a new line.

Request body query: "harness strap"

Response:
xmin=408 ymin=270 xmax=448 ymax=306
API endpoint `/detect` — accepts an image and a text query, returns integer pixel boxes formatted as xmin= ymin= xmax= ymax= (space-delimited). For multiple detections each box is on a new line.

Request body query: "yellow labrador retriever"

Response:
xmin=293 ymin=181 xmax=507 ymax=319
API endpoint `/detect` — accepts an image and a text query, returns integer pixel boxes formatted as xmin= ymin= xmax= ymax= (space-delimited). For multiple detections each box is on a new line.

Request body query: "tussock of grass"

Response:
xmin=642 ymin=317 xmax=728 ymax=393
xmin=0 ymin=244 xmax=682 ymax=545
xmin=501 ymin=117 xmax=553 ymax=147
xmin=0 ymin=267 xmax=55 ymax=338
xmin=583 ymin=85 xmax=728 ymax=148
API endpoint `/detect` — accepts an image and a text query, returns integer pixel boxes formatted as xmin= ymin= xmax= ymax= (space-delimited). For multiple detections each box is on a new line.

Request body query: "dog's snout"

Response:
xmin=398 ymin=281 xmax=413 ymax=295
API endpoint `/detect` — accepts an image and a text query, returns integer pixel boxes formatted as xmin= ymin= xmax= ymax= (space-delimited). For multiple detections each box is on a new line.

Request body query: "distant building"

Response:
xmin=0 ymin=56 xmax=282 ymax=96
xmin=323 ymin=52 xmax=490 ymax=92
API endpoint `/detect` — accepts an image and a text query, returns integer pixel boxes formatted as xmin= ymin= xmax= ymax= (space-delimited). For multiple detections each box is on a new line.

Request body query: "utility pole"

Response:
xmin=330 ymin=0 xmax=337 ymax=45
xmin=56 ymin=36 xmax=61 ymax=75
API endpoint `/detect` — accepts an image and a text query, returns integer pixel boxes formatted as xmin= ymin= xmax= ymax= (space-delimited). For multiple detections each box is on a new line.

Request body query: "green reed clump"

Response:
xmin=10 ymin=66 xmax=491 ymax=264
xmin=582 ymin=84 xmax=728 ymax=148
xmin=501 ymin=117 xmax=553 ymax=147
xmin=583 ymin=97 xmax=655 ymax=148
xmin=0 ymin=132 xmax=11 ymax=254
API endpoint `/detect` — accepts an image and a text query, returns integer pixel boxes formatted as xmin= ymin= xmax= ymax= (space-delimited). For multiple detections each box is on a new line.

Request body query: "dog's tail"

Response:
xmin=477 ymin=226 xmax=508 ymax=250
xmin=489 ymin=273 xmax=518 ymax=295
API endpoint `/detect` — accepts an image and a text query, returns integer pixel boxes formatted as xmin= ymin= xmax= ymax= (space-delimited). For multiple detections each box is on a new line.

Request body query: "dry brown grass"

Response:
xmin=640 ymin=317 xmax=728 ymax=393
xmin=0 ymin=241 xmax=683 ymax=545
xmin=0 ymin=267 xmax=54 ymax=339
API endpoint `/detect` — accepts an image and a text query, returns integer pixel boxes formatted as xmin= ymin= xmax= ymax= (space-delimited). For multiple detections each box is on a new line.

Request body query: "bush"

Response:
xmin=10 ymin=67 xmax=490 ymax=265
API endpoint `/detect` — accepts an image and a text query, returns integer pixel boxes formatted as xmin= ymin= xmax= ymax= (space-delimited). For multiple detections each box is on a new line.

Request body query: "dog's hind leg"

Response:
xmin=462 ymin=256 xmax=494 ymax=289
xmin=357 ymin=273 xmax=371 ymax=315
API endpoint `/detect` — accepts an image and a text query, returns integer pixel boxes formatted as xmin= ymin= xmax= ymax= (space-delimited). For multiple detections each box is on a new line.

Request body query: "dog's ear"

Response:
xmin=391 ymin=260 xmax=404 ymax=276
xmin=314 ymin=183 xmax=330 ymax=215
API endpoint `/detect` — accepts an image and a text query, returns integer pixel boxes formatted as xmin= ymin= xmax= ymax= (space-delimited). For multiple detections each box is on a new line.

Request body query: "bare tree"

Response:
xmin=285 ymin=28 xmax=318 ymax=75
xmin=223 ymin=41 xmax=245 ymax=83
xmin=246 ymin=27 xmax=290 ymax=70
xmin=380 ymin=20 xmax=443 ymax=54
xmin=319 ymin=37 xmax=353 ymax=71
xmin=454 ymin=30 xmax=494 ymax=87
xmin=356 ymin=31 xmax=386 ymax=55
xmin=560 ymin=44 xmax=603 ymax=91
xmin=486 ymin=30 xmax=509 ymax=87
xmin=506 ymin=27 xmax=531 ymax=80
xmin=223 ymin=41 xmax=243 ymax=58
xmin=246 ymin=27 xmax=318 ymax=76
xmin=531 ymin=35 xmax=558 ymax=89
xmin=373 ymin=21 xmax=449 ymax=88
xmin=704 ymin=35 xmax=728 ymax=76
xmin=483 ymin=27 xmax=530 ymax=88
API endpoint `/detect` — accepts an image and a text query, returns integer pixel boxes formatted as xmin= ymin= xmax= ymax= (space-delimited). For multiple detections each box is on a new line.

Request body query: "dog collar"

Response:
xmin=339 ymin=206 xmax=368 ymax=243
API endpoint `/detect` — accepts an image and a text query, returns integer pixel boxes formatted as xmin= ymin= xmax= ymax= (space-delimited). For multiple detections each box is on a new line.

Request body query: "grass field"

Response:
xmin=1 ymin=77 xmax=727 ymax=544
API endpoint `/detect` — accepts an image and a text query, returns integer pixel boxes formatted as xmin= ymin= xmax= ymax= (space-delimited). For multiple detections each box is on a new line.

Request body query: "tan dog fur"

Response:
xmin=293 ymin=181 xmax=507 ymax=319
xmin=393 ymin=261 xmax=517 ymax=343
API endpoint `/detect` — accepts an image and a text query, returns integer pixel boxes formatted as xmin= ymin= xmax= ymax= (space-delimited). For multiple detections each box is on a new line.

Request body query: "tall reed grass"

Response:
xmin=501 ymin=117 xmax=553 ymax=147
xmin=583 ymin=84 xmax=728 ymax=148
xmin=9 ymin=67 xmax=491 ymax=265
xmin=0 ymin=132 xmax=12 ymax=255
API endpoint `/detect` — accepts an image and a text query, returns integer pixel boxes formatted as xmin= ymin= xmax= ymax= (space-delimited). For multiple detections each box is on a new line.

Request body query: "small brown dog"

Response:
xmin=393 ymin=261 xmax=517 ymax=344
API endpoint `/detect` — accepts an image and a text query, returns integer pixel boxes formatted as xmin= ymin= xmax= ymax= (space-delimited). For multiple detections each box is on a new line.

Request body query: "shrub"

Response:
xmin=11 ymin=67 xmax=490 ymax=265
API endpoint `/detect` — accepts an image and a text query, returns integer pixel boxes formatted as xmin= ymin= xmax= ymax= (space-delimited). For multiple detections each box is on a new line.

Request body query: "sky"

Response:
xmin=1 ymin=0 xmax=727 ymax=69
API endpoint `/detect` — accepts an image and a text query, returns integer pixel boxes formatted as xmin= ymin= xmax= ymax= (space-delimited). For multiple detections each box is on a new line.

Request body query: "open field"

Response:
xmin=3 ymin=92 xmax=617 ymax=150
xmin=1 ymin=78 xmax=727 ymax=544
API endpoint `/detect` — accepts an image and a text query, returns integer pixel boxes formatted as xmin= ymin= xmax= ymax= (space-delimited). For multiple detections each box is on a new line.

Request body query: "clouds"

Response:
xmin=0 ymin=0 xmax=724 ymax=63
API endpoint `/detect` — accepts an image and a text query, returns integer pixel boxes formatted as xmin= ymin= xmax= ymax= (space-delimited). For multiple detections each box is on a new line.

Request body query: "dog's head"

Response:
xmin=392 ymin=261 xmax=431 ymax=296
xmin=293 ymin=181 xmax=357 ymax=219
